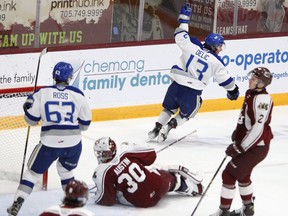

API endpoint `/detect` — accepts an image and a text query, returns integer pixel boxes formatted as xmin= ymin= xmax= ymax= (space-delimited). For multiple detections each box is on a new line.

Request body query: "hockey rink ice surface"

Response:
xmin=1 ymin=106 xmax=287 ymax=216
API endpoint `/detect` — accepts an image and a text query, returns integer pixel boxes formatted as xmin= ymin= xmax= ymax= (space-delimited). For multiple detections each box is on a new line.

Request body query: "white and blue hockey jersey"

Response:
xmin=170 ymin=23 xmax=236 ymax=91
xmin=24 ymin=84 xmax=91 ymax=148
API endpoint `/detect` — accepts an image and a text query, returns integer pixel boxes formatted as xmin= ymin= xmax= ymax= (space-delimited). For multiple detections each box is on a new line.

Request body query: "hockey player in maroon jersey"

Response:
xmin=40 ymin=179 xmax=95 ymax=216
xmin=92 ymin=137 xmax=204 ymax=208
xmin=211 ymin=67 xmax=273 ymax=216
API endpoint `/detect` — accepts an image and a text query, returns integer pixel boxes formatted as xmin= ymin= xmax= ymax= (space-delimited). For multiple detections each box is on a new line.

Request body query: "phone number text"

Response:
xmin=61 ymin=9 xmax=103 ymax=18
xmin=218 ymin=0 xmax=256 ymax=8
xmin=0 ymin=14 xmax=5 ymax=21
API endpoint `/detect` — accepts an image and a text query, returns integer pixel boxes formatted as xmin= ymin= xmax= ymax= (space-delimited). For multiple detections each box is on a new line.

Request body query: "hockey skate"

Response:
xmin=169 ymin=165 xmax=203 ymax=196
xmin=210 ymin=208 xmax=230 ymax=216
xmin=7 ymin=197 xmax=24 ymax=216
xmin=230 ymin=202 xmax=254 ymax=216
xmin=157 ymin=118 xmax=177 ymax=142
xmin=147 ymin=122 xmax=162 ymax=142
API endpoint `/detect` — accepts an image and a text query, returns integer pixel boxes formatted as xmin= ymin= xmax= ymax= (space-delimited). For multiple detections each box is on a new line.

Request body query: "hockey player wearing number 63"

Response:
xmin=92 ymin=137 xmax=204 ymax=208
xmin=148 ymin=4 xmax=239 ymax=143
xmin=7 ymin=62 xmax=92 ymax=216
xmin=210 ymin=67 xmax=273 ymax=216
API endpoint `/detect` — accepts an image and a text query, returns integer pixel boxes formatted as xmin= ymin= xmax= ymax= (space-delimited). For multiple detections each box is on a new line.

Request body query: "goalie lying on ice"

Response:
xmin=91 ymin=137 xmax=204 ymax=207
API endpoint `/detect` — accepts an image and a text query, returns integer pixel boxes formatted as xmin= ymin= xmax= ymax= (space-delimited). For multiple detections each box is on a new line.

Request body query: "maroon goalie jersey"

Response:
xmin=92 ymin=147 xmax=174 ymax=208
xmin=233 ymin=89 xmax=273 ymax=151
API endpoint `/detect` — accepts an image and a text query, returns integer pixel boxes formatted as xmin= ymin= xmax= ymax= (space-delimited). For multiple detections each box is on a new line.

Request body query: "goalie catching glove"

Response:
xmin=227 ymin=84 xmax=239 ymax=100
xmin=178 ymin=4 xmax=192 ymax=24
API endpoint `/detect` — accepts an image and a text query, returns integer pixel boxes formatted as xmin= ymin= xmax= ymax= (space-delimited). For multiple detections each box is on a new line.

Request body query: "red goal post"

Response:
xmin=0 ymin=87 xmax=48 ymax=191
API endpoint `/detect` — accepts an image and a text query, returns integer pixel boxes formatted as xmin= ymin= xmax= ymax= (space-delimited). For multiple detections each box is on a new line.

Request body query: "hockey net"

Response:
xmin=0 ymin=87 xmax=47 ymax=193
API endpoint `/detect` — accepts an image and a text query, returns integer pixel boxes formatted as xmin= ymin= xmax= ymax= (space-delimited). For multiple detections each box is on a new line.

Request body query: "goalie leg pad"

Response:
xmin=168 ymin=165 xmax=204 ymax=196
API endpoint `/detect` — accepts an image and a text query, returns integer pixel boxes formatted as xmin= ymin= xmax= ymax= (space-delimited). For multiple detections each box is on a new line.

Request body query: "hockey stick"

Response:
xmin=156 ymin=129 xmax=197 ymax=153
xmin=190 ymin=155 xmax=227 ymax=216
xmin=72 ymin=60 xmax=85 ymax=78
xmin=20 ymin=48 xmax=48 ymax=184
xmin=89 ymin=185 xmax=97 ymax=192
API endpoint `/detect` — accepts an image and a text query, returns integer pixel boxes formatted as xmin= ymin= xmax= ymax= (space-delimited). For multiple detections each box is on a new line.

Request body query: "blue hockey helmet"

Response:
xmin=52 ymin=62 xmax=74 ymax=83
xmin=204 ymin=33 xmax=225 ymax=51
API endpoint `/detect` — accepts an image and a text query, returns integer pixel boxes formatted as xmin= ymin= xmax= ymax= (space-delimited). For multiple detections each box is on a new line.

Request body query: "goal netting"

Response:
xmin=0 ymin=87 xmax=47 ymax=193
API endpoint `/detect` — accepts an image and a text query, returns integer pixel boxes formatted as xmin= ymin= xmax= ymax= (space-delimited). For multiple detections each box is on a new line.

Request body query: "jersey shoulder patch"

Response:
xmin=254 ymin=94 xmax=272 ymax=111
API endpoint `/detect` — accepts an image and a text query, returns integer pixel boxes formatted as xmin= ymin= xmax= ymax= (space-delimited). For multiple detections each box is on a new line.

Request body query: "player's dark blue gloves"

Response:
xmin=23 ymin=95 xmax=34 ymax=112
xmin=227 ymin=85 xmax=239 ymax=100
xmin=178 ymin=4 xmax=192 ymax=24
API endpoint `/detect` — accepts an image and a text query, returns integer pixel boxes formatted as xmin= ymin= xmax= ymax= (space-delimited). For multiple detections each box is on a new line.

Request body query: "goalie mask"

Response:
xmin=248 ymin=67 xmax=272 ymax=88
xmin=63 ymin=179 xmax=88 ymax=207
xmin=52 ymin=61 xmax=74 ymax=83
xmin=94 ymin=137 xmax=117 ymax=163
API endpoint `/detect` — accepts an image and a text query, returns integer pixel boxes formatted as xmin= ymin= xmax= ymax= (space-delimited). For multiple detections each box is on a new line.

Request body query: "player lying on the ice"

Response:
xmin=91 ymin=137 xmax=203 ymax=207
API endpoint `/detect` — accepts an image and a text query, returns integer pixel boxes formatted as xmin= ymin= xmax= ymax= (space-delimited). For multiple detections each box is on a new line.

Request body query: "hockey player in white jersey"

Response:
xmin=148 ymin=4 xmax=239 ymax=143
xmin=7 ymin=62 xmax=92 ymax=216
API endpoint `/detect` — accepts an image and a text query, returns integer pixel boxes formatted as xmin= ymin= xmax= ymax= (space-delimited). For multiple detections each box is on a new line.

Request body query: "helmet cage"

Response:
xmin=95 ymin=150 xmax=113 ymax=163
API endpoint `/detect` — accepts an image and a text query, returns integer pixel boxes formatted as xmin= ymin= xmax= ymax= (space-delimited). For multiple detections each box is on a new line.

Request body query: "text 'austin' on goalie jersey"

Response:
xmin=170 ymin=24 xmax=236 ymax=92
xmin=24 ymin=85 xmax=91 ymax=148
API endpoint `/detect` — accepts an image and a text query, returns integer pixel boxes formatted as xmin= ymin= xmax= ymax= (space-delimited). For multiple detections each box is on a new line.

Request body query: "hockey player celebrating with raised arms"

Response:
xmin=148 ymin=4 xmax=239 ymax=142
xmin=210 ymin=67 xmax=273 ymax=216
xmin=92 ymin=137 xmax=204 ymax=208
xmin=7 ymin=62 xmax=92 ymax=216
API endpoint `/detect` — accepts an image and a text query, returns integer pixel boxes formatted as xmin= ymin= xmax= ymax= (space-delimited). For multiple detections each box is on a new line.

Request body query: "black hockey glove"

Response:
xmin=23 ymin=95 xmax=34 ymax=112
xmin=227 ymin=85 xmax=239 ymax=100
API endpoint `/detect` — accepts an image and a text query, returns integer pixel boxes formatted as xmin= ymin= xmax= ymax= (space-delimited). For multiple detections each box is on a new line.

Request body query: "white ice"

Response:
xmin=1 ymin=106 xmax=287 ymax=216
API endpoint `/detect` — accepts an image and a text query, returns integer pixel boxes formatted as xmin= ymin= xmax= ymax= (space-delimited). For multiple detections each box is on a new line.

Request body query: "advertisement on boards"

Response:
xmin=1 ymin=37 xmax=288 ymax=109
xmin=39 ymin=44 xmax=179 ymax=108
xmin=0 ymin=0 xmax=112 ymax=48
xmin=189 ymin=0 xmax=215 ymax=33
xmin=201 ymin=36 xmax=288 ymax=98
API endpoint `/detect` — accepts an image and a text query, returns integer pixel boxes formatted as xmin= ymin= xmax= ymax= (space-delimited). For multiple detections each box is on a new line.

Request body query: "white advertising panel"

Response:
xmin=1 ymin=37 xmax=287 ymax=109
xmin=202 ymin=36 xmax=288 ymax=98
